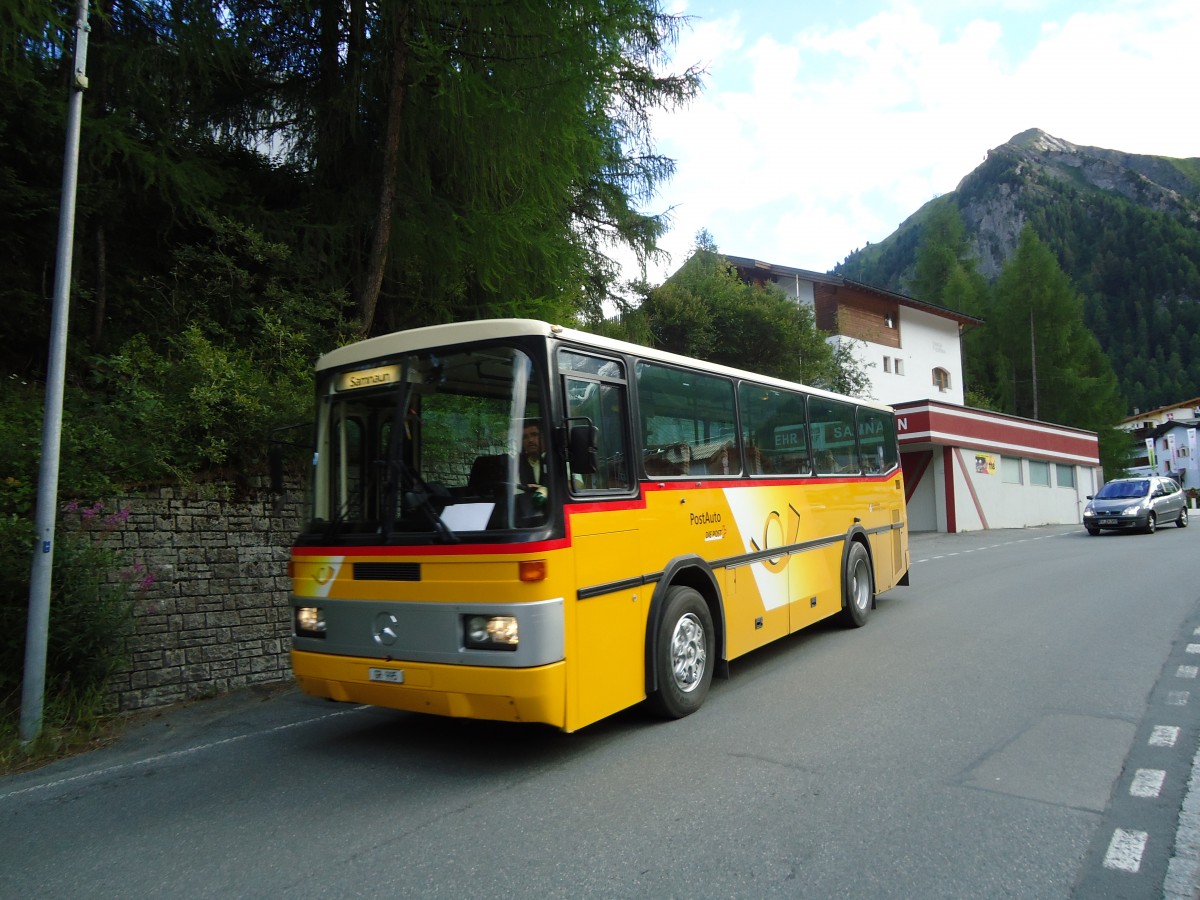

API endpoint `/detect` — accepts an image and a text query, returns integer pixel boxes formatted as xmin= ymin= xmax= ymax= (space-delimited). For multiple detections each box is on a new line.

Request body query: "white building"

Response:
xmin=724 ymin=256 xmax=978 ymax=406
xmin=1119 ymin=397 xmax=1200 ymax=433
xmin=1119 ymin=398 xmax=1200 ymax=490
xmin=1128 ymin=419 xmax=1200 ymax=490
xmin=716 ymin=255 xmax=1104 ymax=532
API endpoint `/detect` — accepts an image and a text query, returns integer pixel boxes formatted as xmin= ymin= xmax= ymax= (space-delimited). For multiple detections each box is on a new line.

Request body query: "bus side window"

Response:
xmin=739 ymin=382 xmax=810 ymax=476
xmin=857 ymin=408 xmax=899 ymax=474
xmin=810 ymin=396 xmax=858 ymax=474
xmin=561 ymin=354 xmax=632 ymax=493
xmin=637 ymin=362 xmax=737 ymax=480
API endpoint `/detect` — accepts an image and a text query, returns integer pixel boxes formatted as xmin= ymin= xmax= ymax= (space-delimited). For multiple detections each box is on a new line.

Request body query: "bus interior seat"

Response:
xmin=468 ymin=454 xmax=508 ymax=496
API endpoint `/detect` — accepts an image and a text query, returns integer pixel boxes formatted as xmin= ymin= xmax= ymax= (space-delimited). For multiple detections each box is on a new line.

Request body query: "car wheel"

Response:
xmin=1145 ymin=512 xmax=1157 ymax=534
xmin=1178 ymin=507 xmax=1189 ymax=529
xmin=838 ymin=541 xmax=874 ymax=628
xmin=1086 ymin=526 xmax=1100 ymax=535
xmin=647 ymin=586 xmax=714 ymax=719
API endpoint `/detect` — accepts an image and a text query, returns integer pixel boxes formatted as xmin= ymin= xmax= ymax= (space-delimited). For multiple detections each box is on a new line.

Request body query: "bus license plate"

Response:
xmin=1098 ymin=519 xmax=1118 ymax=526
xmin=369 ymin=667 xmax=405 ymax=684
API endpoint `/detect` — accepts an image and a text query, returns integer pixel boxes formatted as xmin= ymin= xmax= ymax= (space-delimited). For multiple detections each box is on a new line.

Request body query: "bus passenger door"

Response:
xmin=572 ymin=524 xmax=645 ymax=728
xmin=559 ymin=356 xmax=646 ymax=729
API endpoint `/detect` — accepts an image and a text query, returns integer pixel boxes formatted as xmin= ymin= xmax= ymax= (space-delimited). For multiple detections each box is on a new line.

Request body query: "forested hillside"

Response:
xmin=834 ymin=130 xmax=1200 ymax=414
xmin=0 ymin=1 xmax=699 ymax=491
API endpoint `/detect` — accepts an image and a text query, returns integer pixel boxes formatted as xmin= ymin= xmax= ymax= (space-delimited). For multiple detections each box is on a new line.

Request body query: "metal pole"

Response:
xmin=1030 ymin=308 xmax=1038 ymax=420
xmin=21 ymin=0 xmax=91 ymax=744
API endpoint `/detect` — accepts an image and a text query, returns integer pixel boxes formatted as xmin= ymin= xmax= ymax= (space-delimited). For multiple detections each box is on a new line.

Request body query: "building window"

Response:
xmin=883 ymin=356 xmax=892 ymax=373
xmin=1029 ymin=460 xmax=1050 ymax=486
xmin=933 ymin=367 xmax=951 ymax=392
xmin=1001 ymin=456 xmax=1022 ymax=484
xmin=1056 ymin=464 xmax=1075 ymax=488
xmin=895 ymin=358 xmax=905 ymax=376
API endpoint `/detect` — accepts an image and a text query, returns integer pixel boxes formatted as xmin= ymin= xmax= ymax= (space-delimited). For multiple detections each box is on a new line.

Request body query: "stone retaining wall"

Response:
xmin=101 ymin=481 xmax=304 ymax=711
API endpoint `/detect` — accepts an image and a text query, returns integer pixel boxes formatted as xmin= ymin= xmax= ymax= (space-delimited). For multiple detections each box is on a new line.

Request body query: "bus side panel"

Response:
xmin=796 ymin=484 xmax=846 ymax=630
xmin=863 ymin=472 xmax=908 ymax=593
xmin=862 ymin=477 xmax=896 ymax=590
xmin=724 ymin=564 xmax=789 ymax=659
xmin=719 ymin=485 xmax=804 ymax=656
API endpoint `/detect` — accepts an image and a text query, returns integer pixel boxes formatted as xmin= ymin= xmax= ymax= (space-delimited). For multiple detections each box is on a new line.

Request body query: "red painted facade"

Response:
xmin=893 ymin=400 xmax=1099 ymax=465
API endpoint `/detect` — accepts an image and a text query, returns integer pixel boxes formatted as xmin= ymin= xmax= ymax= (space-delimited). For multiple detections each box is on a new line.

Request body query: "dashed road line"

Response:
xmin=1131 ymin=769 xmax=1167 ymax=798
xmin=1104 ymin=828 xmax=1149 ymax=873
xmin=912 ymin=530 xmax=1071 ymax=564
xmin=1152 ymin=726 xmax=1182 ymax=748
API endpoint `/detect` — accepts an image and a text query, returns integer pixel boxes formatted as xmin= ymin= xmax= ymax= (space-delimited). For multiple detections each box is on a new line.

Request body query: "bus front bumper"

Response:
xmin=291 ymin=649 xmax=567 ymax=729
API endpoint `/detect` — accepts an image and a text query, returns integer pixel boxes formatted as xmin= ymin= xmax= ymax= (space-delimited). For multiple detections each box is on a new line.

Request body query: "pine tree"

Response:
xmin=990 ymin=226 xmax=1128 ymax=472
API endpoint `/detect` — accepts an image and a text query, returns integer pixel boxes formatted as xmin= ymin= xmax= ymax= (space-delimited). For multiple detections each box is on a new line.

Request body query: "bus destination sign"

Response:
xmin=337 ymin=365 xmax=402 ymax=392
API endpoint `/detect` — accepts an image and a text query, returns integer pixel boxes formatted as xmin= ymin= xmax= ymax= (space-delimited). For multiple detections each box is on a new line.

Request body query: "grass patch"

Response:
xmin=0 ymin=687 xmax=125 ymax=776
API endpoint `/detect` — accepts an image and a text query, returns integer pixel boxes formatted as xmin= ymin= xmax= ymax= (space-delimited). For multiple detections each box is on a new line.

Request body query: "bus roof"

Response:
xmin=316 ymin=318 xmax=894 ymax=412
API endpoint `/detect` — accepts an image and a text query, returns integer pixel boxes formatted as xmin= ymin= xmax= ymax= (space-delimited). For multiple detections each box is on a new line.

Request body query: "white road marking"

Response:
xmin=0 ymin=705 xmax=367 ymax=802
xmin=912 ymin=530 xmax=1071 ymax=565
xmin=1103 ymin=829 xmax=1148 ymax=872
xmin=1151 ymin=726 xmax=1181 ymax=748
xmin=1177 ymin=665 xmax=1199 ymax=679
xmin=1168 ymin=691 xmax=1191 ymax=706
xmin=1130 ymin=769 xmax=1167 ymax=798
xmin=1187 ymin=644 xmax=1200 ymax=655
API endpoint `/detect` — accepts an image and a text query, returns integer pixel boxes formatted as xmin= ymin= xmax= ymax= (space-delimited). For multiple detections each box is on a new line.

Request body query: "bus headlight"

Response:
xmin=464 ymin=615 xmax=519 ymax=651
xmin=295 ymin=606 xmax=326 ymax=637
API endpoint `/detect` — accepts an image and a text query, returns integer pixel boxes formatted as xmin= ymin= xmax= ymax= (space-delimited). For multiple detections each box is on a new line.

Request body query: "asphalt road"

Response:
xmin=3 ymin=522 xmax=1200 ymax=899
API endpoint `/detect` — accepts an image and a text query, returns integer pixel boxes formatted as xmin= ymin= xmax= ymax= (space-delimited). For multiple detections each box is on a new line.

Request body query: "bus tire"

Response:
xmin=839 ymin=541 xmax=873 ymax=628
xmin=648 ymin=586 xmax=714 ymax=719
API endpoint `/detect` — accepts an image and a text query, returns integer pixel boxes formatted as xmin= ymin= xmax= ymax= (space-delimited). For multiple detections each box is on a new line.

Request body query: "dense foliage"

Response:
xmin=0 ymin=0 xmax=700 ymax=733
xmin=907 ymin=207 xmax=1129 ymax=475
xmin=1 ymin=0 xmax=699 ymax=482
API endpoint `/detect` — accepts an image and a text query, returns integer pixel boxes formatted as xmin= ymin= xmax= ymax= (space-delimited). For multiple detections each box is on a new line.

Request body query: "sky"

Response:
xmin=626 ymin=0 xmax=1200 ymax=286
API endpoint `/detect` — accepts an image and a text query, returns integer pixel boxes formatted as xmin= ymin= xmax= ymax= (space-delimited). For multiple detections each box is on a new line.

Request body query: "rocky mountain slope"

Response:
xmin=834 ymin=129 xmax=1200 ymax=411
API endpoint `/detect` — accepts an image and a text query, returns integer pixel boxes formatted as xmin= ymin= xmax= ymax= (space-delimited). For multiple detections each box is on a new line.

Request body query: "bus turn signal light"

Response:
xmin=519 ymin=560 xmax=547 ymax=582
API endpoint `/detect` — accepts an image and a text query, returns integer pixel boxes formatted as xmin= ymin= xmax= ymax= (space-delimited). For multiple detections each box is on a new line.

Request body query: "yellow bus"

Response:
xmin=287 ymin=319 xmax=910 ymax=731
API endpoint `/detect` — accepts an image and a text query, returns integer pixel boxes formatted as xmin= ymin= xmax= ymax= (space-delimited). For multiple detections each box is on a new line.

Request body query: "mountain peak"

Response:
xmin=833 ymin=131 xmax=1200 ymax=412
xmin=1006 ymin=128 xmax=1077 ymax=155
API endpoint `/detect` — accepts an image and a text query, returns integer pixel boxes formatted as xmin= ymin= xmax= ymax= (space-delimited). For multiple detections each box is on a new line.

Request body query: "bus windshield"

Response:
xmin=304 ymin=343 xmax=549 ymax=542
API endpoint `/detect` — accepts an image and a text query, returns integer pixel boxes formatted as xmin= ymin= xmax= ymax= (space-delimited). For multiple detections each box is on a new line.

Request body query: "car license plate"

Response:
xmin=1098 ymin=518 xmax=1118 ymax=526
xmin=368 ymin=667 xmax=405 ymax=684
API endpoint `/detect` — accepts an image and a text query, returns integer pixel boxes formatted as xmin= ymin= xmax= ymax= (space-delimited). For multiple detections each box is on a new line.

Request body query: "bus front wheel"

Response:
xmin=648 ymin=586 xmax=714 ymax=719
xmin=839 ymin=541 xmax=874 ymax=628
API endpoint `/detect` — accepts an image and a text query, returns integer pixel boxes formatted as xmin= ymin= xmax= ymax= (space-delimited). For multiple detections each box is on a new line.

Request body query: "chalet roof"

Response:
xmin=1120 ymin=396 xmax=1200 ymax=425
xmin=722 ymin=254 xmax=985 ymax=328
xmin=1150 ymin=418 xmax=1200 ymax=437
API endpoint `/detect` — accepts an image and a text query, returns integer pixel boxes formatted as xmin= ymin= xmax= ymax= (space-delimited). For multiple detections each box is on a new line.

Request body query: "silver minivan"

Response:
xmin=1083 ymin=476 xmax=1189 ymax=535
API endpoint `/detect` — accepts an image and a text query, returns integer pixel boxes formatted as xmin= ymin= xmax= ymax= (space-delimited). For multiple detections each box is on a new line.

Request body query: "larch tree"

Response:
xmin=990 ymin=226 xmax=1128 ymax=473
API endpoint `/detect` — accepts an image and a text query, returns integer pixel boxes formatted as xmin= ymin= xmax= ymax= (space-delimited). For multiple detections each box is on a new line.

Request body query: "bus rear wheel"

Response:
xmin=648 ymin=586 xmax=714 ymax=719
xmin=839 ymin=541 xmax=873 ymax=628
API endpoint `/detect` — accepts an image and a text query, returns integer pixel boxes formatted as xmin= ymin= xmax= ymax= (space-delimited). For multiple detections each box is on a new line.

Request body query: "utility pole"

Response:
xmin=21 ymin=0 xmax=91 ymax=744
xmin=1030 ymin=308 xmax=1039 ymax=420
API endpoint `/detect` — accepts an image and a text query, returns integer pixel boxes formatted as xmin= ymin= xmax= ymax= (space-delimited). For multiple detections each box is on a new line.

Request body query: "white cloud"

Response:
xmin=631 ymin=0 xmax=1200 ymax=289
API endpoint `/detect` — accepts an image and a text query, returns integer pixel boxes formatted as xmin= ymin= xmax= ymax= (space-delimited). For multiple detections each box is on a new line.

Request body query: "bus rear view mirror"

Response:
xmin=268 ymin=444 xmax=285 ymax=494
xmin=568 ymin=423 xmax=599 ymax=475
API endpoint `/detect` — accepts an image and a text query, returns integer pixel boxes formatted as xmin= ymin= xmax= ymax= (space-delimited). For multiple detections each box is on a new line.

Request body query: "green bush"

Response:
xmin=0 ymin=502 xmax=146 ymax=725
